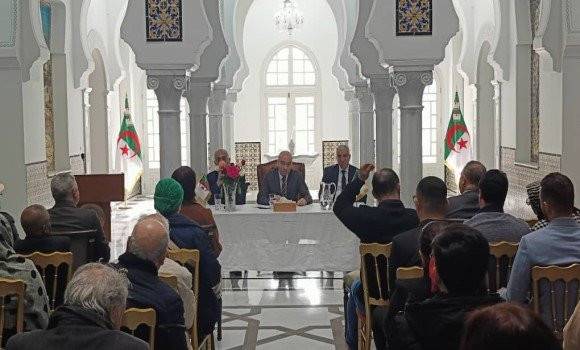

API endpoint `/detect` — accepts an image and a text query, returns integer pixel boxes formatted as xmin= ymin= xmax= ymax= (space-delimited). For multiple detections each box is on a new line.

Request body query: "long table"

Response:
xmin=212 ymin=205 xmax=359 ymax=271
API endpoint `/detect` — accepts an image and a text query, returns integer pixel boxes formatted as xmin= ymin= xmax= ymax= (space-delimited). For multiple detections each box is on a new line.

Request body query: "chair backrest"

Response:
xmin=396 ymin=267 xmax=424 ymax=281
xmin=256 ymin=160 xmax=306 ymax=192
xmin=166 ymin=248 xmax=205 ymax=348
xmin=122 ymin=308 xmax=156 ymax=350
xmin=359 ymin=243 xmax=393 ymax=309
xmin=0 ymin=278 xmax=26 ymax=346
xmin=526 ymin=219 xmax=539 ymax=228
xmin=488 ymin=242 xmax=519 ymax=292
xmin=532 ymin=263 xmax=580 ymax=339
xmin=21 ymin=251 xmax=73 ymax=310
xmin=158 ymin=273 xmax=179 ymax=292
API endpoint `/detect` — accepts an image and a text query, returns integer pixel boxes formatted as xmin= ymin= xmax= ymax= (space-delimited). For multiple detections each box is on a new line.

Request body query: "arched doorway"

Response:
xmin=87 ymin=49 xmax=109 ymax=174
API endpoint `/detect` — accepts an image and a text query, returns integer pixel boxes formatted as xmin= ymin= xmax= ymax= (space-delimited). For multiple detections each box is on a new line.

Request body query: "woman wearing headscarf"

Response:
xmin=0 ymin=213 xmax=50 ymax=332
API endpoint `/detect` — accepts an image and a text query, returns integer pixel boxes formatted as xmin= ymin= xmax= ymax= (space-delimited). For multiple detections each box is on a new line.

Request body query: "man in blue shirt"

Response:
xmin=506 ymin=172 xmax=580 ymax=325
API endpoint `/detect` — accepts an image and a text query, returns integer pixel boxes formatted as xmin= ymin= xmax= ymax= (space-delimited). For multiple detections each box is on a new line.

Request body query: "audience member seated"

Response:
xmin=565 ymin=302 xmax=580 ymax=350
xmin=334 ymin=164 xmax=418 ymax=349
xmin=154 ymin=178 xmax=221 ymax=339
xmin=526 ymin=180 xmax=580 ymax=230
xmin=6 ymin=263 xmax=148 ymax=350
xmin=460 ymin=303 xmax=562 ymax=350
xmin=446 ymin=161 xmax=486 ymax=219
xmin=506 ymin=173 xmax=580 ymax=317
xmin=257 ymin=151 xmax=312 ymax=206
xmin=206 ymin=148 xmax=229 ymax=205
xmin=115 ymin=215 xmax=188 ymax=350
xmin=386 ymin=224 xmax=502 ymax=350
xmin=0 ymin=214 xmax=50 ymax=332
xmin=48 ymin=173 xmax=109 ymax=262
xmin=319 ymin=145 xmax=359 ymax=199
xmin=80 ymin=203 xmax=106 ymax=232
xmin=14 ymin=204 xmax=70 ymax=255
xmin=464 ymin=170 xmax=530 ymax=242
xmin=172 ymin=166 xmax=222 ymax=256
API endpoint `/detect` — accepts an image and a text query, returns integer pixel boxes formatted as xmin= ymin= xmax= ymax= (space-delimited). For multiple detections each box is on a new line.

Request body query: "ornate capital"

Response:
xmin=391 ymin=73 xmax=407 ymax=87
xmin=173 ymin=76 xmax=187 ymax=91
xmin=420 ymin=72 xmax=433 ymax=86
xmin=147 ymin=76 xmax=160 ymax=90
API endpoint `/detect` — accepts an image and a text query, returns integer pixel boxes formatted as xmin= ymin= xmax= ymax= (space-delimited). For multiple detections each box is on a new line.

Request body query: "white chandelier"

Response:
xmin=273 ymin=0 xmax=304 ymax=36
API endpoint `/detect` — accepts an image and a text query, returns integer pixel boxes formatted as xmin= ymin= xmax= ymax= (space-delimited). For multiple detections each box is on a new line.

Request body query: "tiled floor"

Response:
xmin=111 ymin=197 xmax=348 ymax=350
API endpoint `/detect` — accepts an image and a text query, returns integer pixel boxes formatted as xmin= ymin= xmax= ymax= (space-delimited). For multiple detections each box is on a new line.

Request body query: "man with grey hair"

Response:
xmin=320 ymin=145 xmax=361 ymax=199
xmin=48 ymin=172 xmax=109 ymax=262
xmin=116 ymin=216 xmax=188 ymax=350
xmin=257 ymin=150 xmax=312 ymax=206
xmin=6 ymin=263 xmax=148 ymax=350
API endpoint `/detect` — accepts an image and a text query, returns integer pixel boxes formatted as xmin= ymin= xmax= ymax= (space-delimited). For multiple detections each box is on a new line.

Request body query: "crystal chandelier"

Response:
xmin=273 ymin=0 xmax=304 ymax=36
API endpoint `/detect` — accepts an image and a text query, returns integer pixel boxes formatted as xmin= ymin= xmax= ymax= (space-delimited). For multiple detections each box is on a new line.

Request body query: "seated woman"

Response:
xmin=0 ymin=213 xmax=50 ymax=335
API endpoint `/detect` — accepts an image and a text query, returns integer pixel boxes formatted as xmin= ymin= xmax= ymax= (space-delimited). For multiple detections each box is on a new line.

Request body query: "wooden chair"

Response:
xmin=532 ymin=263 xmax=580 ymax=339
xmin=167 ymin=249 xmax=214 ymax=350
xmin=358 ymin=243 xmax=392 ymax=350
xmin=526 ymin=219 xmax=539 ymax=228
xmin=488 ymin=242 xmax=519 ymax=292
xmin=256 ymin=160 xmax=306 ymax=193
xmin=396 ymin=267 xmax=424 ymax=281
xmin=159 ymin=273 xmax=179 ymax=292
xmin=21 ymin=251 xmax=73 ymax=310
xmin=0 ymin=278 xmax=26 ymax=347
xmin=122 ymin=308 xmax=156 ymax=350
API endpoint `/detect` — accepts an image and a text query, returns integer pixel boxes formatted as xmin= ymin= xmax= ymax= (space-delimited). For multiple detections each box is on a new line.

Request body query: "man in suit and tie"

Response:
xmin=257 ymin=151 xmax=312 ymax=206
xmin=320 ymin=145 xmax=359 ymax=199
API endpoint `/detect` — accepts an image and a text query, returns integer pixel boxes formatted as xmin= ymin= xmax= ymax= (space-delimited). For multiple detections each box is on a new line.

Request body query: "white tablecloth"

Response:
xmin=212 ymin=205 xmax=359 ymax=271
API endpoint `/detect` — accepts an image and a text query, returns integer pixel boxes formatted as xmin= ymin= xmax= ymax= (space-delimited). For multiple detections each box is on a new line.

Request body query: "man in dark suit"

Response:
xmin=14 ymin=204 xmax=70 ymax=255
xmin=446 ymin=160 xmax=486 ymax=219
xmin=320 ymin=145 xmax=359 ymax=199
xmin=257 ymin=151 xmax=312 ymax=206
xmin=48 ymin=173 xmax=110 ymax=262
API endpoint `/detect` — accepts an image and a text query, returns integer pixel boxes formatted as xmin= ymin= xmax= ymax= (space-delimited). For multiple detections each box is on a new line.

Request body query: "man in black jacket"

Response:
xmin=334 ymin=164 xmax=419 ymax=349
xmin=15 ymin=204 xmax=70 ymax=255
xmin=48 ymin=173 xmax=109 ymax=262
xmin=386 ymin=224 xmax=502 ymax=350
xmin=6 ymin=263 xmax=147 ymax=350
xmin=446 ymin=160 xmax=486 ymax=220
xmin=116 ymin=216 xmax=189 ymax=350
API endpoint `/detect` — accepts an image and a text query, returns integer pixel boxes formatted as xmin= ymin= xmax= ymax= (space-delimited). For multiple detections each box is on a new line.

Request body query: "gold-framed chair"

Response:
xmin=526 ymin=219 xmax=539 ymax=228
xmin=159 ymin=273 xmax=179 ymax=292
xmin=488 ymin=242 xmax=519 ymax=292
xmin=0 ymin=278 xmax=26 ymax=347
xmin=396 ymin=267 xmax=424 ymax=281
xmin=21 ymin=251 xmax=73 ymax=310
xmin=167 ymin=249 xmax=214 ymax=350
xmin=122 ymin=308 xmax=157 ymax=350
xmin=532 ymin=263 xmax=580 ymax=339
xmin=358 ymin=243 xmax=392 ymax=350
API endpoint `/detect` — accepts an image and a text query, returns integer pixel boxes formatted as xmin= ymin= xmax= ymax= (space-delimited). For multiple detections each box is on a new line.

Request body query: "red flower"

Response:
xmin=225 ymin=165 xmax=240 ymax=179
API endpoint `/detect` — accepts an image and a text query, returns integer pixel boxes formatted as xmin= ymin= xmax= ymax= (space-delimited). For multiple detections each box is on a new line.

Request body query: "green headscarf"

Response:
xmin=154 ymin=178 xmax=184 ymax=216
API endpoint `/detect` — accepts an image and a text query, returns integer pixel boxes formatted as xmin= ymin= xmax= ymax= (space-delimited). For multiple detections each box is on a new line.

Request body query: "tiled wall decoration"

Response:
xmin=501 ymin=147 xmax=561 ymax=220
xmin=235 ymin=142 xmax=261 ymax=192
xmin=530 ymin=0 xmax=541 ymax=163
xmin=70 ymin=155 xmax=85 ymax=175
xmin=322 ymin=140 xmax=349 ymax=169
xmin=0 ymin=0 xmax=17 ymax=47
xmin=396 ymin=0 xmax=432 ymax=36
xmin=146 ymin=0 xmax=183 ymax=42
xmin=44 ymin=60 xmax=55 ymax=172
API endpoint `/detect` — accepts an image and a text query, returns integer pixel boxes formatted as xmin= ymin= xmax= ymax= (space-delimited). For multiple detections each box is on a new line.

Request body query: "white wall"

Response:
xmin=235 ymin=0 xmax=348 ymax=144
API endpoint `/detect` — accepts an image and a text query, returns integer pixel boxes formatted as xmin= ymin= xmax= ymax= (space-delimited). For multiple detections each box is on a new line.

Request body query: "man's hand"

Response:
xmin=297 ymin=198 xmax=307 ymax=206
xmin=358 ymin=163 xmax=375 ymax=182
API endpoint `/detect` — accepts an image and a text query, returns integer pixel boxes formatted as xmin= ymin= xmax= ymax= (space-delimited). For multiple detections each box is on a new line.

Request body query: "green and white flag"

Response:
xmin=444 ymin=92 xmax=472 ymax=183
xmin=117 ymin=96 xmax=143 ymax=195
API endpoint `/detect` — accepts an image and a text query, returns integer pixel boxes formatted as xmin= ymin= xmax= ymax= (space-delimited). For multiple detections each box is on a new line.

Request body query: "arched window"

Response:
xmin=263 ymin=45 xmax=319 ymax=155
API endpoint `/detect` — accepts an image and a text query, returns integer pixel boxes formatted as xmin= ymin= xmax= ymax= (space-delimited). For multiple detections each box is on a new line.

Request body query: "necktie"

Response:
xmin=341 ymin=170 xmax=347 ymax=192
xmin=281 ymin=175 xmax=287 ymax=197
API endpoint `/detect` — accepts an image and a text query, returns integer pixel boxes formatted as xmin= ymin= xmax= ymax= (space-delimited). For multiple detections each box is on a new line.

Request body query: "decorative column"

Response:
xmin=147 ymin=73 xmax=187 ymax=179
xmin=207 ymin=86 xmax=226 ymax=155
xmin=491 ymin=80 xmax=502 ymax=168
xmin=345 ymin=91 xmax=360 ymax=166
xmin=370 ymin=75 xmax=396 ymax=169
xmin=356 ymin=84 xmax=375 ymax=165
xmin=81 ymin=88 xmax=92 ymax=173
xmin=390 ymin=69 xmax=433 ymax=206
xmin=186 ymin=79 xmax=212 ymax=176
xmin=468 ymin=84 xmax=478 ymax=160
xmin=222 ymin=92 xmax=237 ymax=156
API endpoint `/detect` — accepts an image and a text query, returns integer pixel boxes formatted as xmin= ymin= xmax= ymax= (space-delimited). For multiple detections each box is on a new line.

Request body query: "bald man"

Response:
xmin=257 ymin=151 xmax=313 ymax=206
xmin=116 ymin=217 xmax=188 ymax=350
xmin=15 ymin=205 xmax=70 ymax=255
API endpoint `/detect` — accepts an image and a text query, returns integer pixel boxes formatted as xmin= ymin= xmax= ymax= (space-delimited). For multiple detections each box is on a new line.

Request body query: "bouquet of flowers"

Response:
xmin=217 ymin=160 xmax=247 ymax=210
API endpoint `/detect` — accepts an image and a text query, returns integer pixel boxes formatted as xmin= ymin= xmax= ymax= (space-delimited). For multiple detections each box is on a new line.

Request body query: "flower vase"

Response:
xmin=222 ymin=182 xmax=237 ymax=212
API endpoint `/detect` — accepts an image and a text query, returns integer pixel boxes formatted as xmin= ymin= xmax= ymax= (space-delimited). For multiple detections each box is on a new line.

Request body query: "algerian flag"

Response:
xmin=444 ymin=92 xmax=472 ymax=184
xmin=117 ymin=96 xmax=143 ymax=196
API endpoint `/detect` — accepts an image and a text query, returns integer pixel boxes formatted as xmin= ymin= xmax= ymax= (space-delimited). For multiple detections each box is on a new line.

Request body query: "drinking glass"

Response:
xmin=214 ymin=193 xmax=223 ymax=211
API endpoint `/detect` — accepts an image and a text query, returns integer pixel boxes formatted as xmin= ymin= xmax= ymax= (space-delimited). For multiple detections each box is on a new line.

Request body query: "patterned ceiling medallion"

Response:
xmin=396 ymin=0 xmax=433 ymax=36
xmin=146 ymin=0 xmax=183 ymax=42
